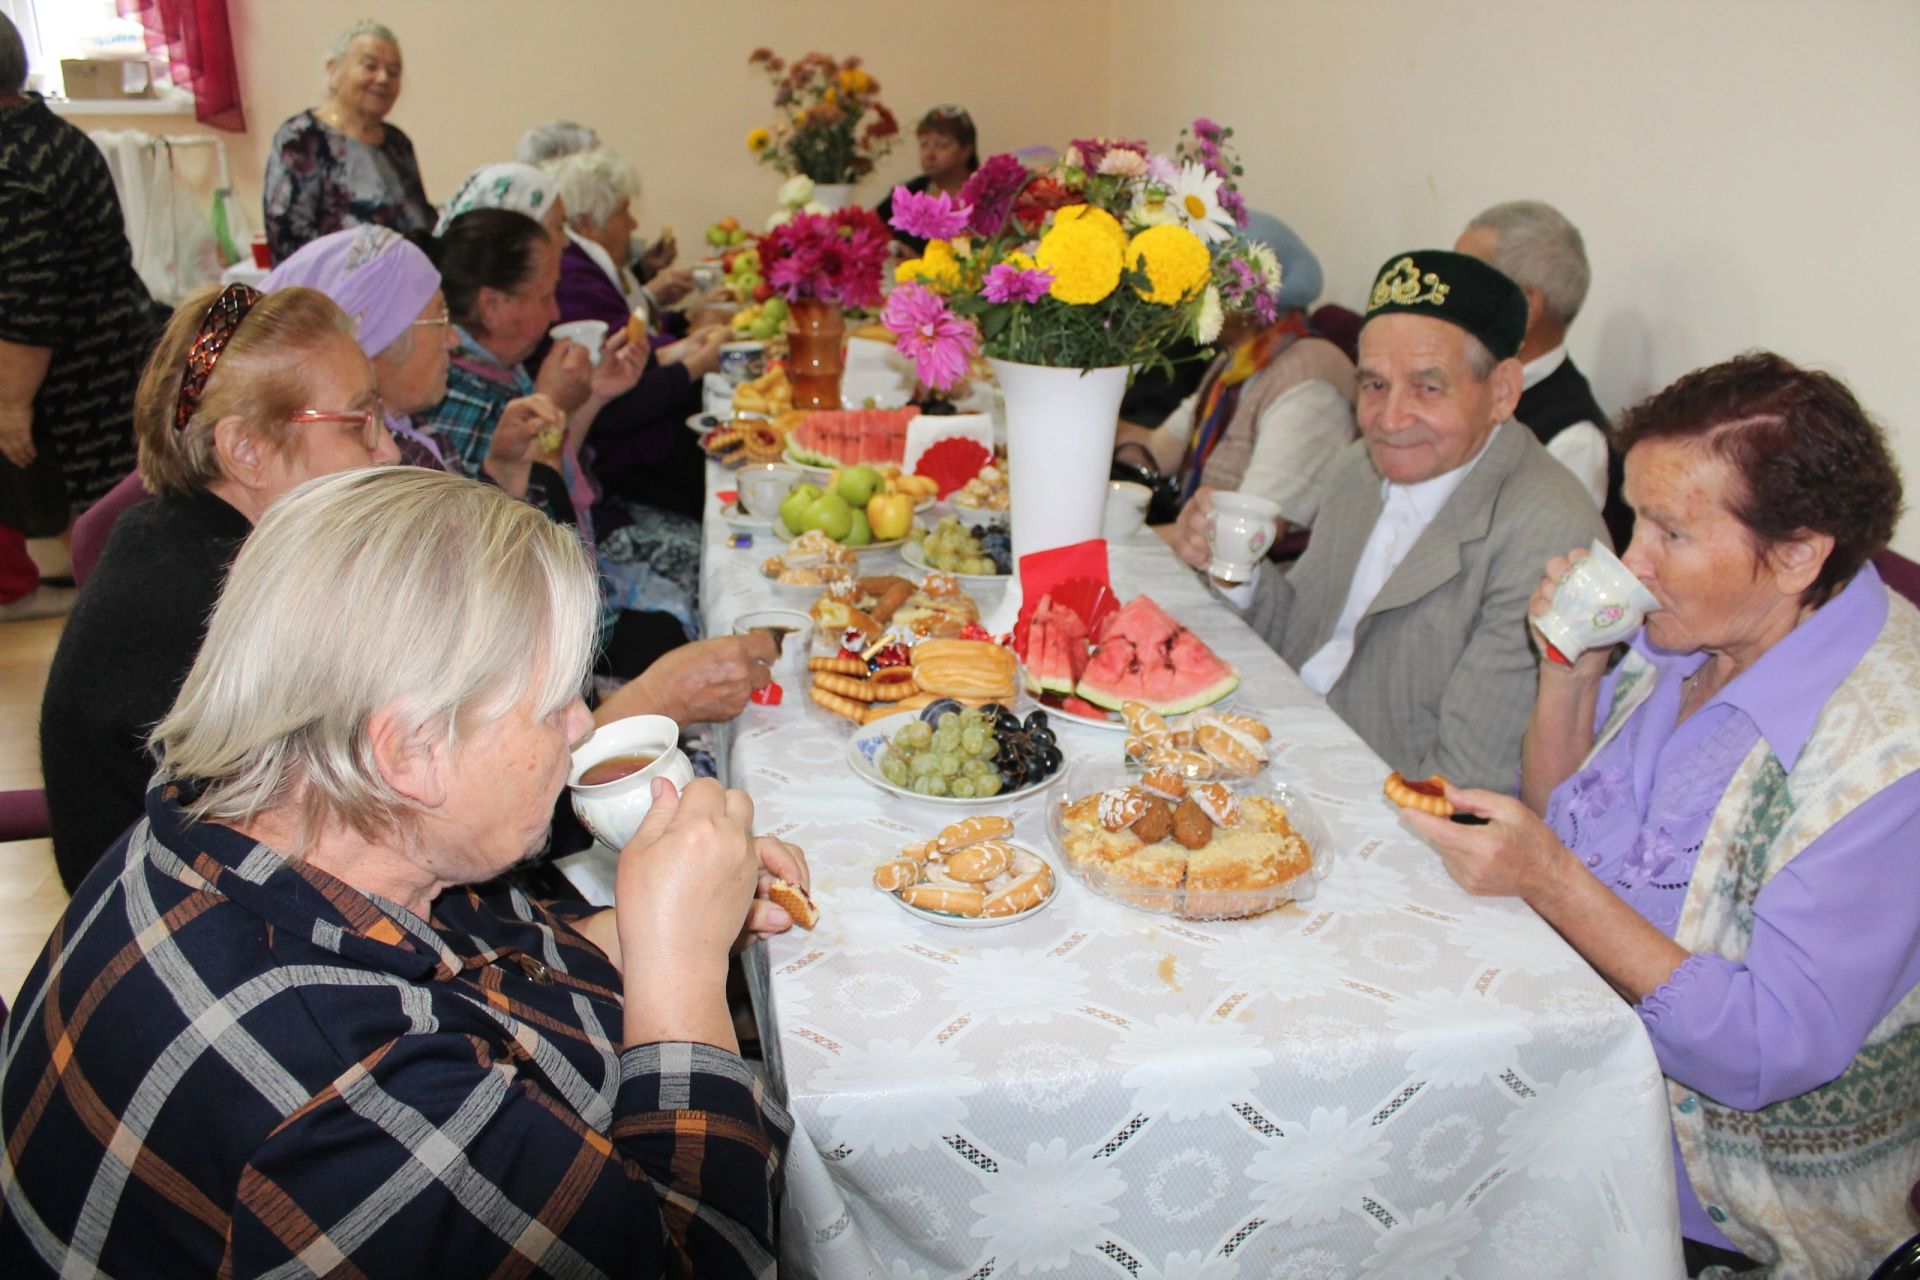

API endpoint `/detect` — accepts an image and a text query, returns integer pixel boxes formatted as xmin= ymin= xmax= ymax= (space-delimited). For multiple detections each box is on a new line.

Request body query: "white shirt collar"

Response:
xmin=1521 ymin=342 xmax=1569 ymax=391
xmin=1378 ymin=422 xmax=1503 ymax=521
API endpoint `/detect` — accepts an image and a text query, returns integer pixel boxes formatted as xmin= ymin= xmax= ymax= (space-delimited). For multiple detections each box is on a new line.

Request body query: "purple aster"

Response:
xmin=960 ymin=153 xmax=1029 ymax=238
xmin=881 ymin=282 xmax=979 ymax=391
xmin=886 ymin=185 xmax=973 ymax=241
xmin=1145 ymin=153 xmax=1179 ymax=188
xmin=981 ymin=262 xmax=1054 ymax=304
xmin=1219 ymin=185 xmax=1250 ymax=227
xmin=1191 ymin=116 xmax=1221 ymax=139
xmin=1253 ymin=293 xmax=1279 ymax=325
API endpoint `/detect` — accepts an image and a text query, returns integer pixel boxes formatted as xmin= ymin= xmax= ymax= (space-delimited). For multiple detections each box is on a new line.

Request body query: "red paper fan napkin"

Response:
xmin=1012 ymin=539 xmax=1111 ymax=660
xmin=914 ymin=436 xmax=991 ymax=498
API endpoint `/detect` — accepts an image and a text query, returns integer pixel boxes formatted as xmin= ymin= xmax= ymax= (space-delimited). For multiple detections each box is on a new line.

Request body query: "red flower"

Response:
xmin=1011 ymin=176 xmax=1076 ymax=232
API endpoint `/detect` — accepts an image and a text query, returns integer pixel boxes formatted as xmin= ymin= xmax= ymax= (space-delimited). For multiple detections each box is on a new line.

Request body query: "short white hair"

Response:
xmin=1464 ymin=200 xmax=1591 ymax=328
xmin=152 ymin=467 xmax=599 ymax=850
xmin=329 ymin=20 xmax=398 ymax=62
xmin=553 ymin=148 xmax=639 ymax=230
xmin=516 ymin=120 xmax=600 ymax=167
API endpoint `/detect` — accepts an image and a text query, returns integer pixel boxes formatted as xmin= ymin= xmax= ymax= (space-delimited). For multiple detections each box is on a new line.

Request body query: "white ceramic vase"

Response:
xmin=809 ymin=182 xmax=856 ymax=211
xmin=989 ymin=359 xmax=1129 ymax=566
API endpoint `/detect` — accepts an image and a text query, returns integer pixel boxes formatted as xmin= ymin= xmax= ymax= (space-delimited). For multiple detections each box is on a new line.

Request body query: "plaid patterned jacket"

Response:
xmin=0 ymin=782 xmax=790 ymax=1278
xmin=415 ymin=326 xmax=532 ymax=481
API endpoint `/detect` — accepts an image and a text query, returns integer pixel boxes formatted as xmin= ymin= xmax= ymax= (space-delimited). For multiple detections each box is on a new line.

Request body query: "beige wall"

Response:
xmin=72 ymin=1 xmax=1920 ymax=550
xmin=1106 ymin=0 xmax=1920 ymax=553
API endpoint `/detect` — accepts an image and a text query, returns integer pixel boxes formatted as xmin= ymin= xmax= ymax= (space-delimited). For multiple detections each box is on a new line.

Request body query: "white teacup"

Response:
xmin=1205 ymin=491 xmax=1283 ymax=583
xmin=1533 ymin=539 xmax=1660 ymax=661
xmin=719 ymin=341 xmax=767 ymax=385
xmin=1103 ymin=480 xmax=1151 ymax=543
xmin=732 ymin=608 xmax=811 ymax=682
xmin=549 ymin=319 xmax=608 ymax=367
xmin=569 ymin=714 xmax=695 ymax=850
xmin=738 ymin=463 xmax=801 ymax=518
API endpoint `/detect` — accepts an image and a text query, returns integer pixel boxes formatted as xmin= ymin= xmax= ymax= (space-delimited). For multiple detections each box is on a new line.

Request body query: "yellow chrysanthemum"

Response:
xmin=746 ymin=127 xmax=773 ymax=153
xmin=1127 ymin=224 xmax=1212 ymax=305
xmin=837 ymin=67 xmax=873 ymax=95
xmin=896 ymin=239 xmax=964 ymax=292
xmin=1052 ymin=203 xmax=1128 ymax=258
xmin=1036 ymin=219 xmax=1122 ymax=305
xmin=1003 ymin=250 xmax=1040 ymax=272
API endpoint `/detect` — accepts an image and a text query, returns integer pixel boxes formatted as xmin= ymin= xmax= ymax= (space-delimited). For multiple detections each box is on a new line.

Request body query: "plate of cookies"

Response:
xmin=871 ymin=816 xmax=1057 ymax=927
xmin=1048 ymin=762 xmax=1332 ymax=920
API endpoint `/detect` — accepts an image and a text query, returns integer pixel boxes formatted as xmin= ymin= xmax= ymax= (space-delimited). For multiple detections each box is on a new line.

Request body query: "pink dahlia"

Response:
xmin=887 ymin=185 xmax=973 ymax=241
xmin=882 ymin=282 xmax=979 ymax=391
xmin=961 ymin=153 xmax=1030 ymax=238
xmin=1069 ymin=137 xmax=1148 ymax=174
xmin=981 ymin=262 xmax=1054 ymax=304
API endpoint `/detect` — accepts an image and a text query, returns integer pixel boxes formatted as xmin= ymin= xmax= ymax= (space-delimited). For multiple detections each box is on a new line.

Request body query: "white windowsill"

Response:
xmin=47 ymin=94 xmax=194 ymax=118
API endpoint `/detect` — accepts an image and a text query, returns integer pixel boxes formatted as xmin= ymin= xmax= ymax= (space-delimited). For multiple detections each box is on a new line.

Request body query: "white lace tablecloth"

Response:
xmin=698 ymin=463 xmax=1684 ymax=1279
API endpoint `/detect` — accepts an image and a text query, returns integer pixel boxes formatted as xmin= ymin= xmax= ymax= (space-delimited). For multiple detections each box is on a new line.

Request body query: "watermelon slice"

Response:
xmin=1075 ymin=595 xmax=1239 ymax=714
xmin=1021 ymin=595 xmax=1090 ymax=695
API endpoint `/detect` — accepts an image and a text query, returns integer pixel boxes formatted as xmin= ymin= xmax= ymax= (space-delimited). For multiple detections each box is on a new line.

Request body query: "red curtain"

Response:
xmin=116 ymin=0 xmax=246 ymax=133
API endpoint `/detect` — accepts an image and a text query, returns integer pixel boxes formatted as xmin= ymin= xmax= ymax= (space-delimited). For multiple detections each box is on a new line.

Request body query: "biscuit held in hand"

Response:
xmin=1384 ymin=771 xmax=1456 ymax=817
xmin=767 ymin=877 xmax=818 ymax=929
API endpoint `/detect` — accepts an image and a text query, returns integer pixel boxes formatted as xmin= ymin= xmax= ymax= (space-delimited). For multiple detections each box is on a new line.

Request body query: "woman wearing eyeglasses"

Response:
xmin=38 ymin=284 xmax=401 ymax=890
xmin=874 ymin=105 xmax=978 ymax=253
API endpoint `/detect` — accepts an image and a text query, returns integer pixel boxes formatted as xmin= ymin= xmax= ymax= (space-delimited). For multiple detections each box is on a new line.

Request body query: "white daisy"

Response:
xmin=811 ymin=1037 xmax=982 ymax=1158
xmin=1249 ymin=242 xmax=1283 ymax=294
xmin=1387 ymin=987 xmax=1533 ymax=1088
xmin=968 ymin=1138 xmax=1126 ymax=1274
xmin=1198 ymin=925 xmax=1348 ymax=1003
xmin=1497 ymin=1067 xmax=1639 ymax=1183
xmin=1361 ymin=1200 xmax=1482 ymax=1279
xmin=1247 ymin=1105 xmax=1392 ymax=1228
xmin=1136 ymin=1249 xmax=1241 ymax=1280
xmin=1446 ymin=903 xmax=1577 ymax=975
xmin=938 ymin=946 xmax=1088 ymax=1025
xmin=1196 ymin=285 xmax=1225 ymax=344
xmin=1110 ymin=1013 xmax=1273 ymax=1121
xmin=1167 ymin=161 xmax=1235 ymax=244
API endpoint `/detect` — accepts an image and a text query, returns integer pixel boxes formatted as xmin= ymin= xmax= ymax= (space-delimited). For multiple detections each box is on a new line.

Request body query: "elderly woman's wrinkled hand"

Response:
xmin=535 ymin=340 xmax=594 ymax=412
xmin=595 ymin=633 xmax=777 ymax=728
xmin=616 ymin=777 xmax=760 ymax=966
xmin=1164 ymin=489 xmax=1217 ymax=571
xmin=737 ymin=835 xmax=811 ymax=948
xmin=1398 ymin=784 xmax=1576 ymax=903
xmin=647 ymin=264 xmax=695 ymax=306
xmin=489 ymin=394 xmax=566 ymax=470
xmin=587 ymin=329 xmax=648 ymax=401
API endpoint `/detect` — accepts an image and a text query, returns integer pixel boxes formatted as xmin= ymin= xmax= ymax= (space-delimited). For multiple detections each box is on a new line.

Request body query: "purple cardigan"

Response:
xmin=554 ymin=241 xmax=693 ymax=472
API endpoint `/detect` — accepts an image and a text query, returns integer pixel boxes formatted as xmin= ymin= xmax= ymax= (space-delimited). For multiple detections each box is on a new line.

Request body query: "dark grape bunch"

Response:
xmin=878 ymin=699 xmax=1063 ymax=796
xmin=979 ymin=702 xmax=1062 ymax=789
xmin=976 ymin=523 xmax=1013 ymax=575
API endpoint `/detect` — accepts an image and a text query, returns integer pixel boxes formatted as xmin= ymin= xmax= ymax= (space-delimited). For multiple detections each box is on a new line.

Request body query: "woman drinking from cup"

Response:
xmin=1399 ymin=352 xmax=1920 ymax=1278
xmin=3 ymin=468 xmax=804 ymax=1276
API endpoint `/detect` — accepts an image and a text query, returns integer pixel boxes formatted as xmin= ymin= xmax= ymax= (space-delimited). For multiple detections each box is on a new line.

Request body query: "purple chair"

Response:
xmin=0 ymin=788 xmax=49 ymax=843
xmin=71 ymin=471 xmax=149 ymax=589
xmin=1873 ymin=549 xmax=1920 ymax=610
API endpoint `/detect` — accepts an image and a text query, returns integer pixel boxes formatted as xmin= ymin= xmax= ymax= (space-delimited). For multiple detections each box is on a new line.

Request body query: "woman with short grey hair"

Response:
xmin=2 ymin=467 xmax=806 ymax=1276
xmin=262 ymin=20 xmax=433 ymax=263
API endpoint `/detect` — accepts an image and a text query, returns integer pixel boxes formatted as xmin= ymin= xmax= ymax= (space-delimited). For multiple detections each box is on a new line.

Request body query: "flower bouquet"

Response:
xmin=877 ymin=119 xmax=1281 ymax=570
xmin=756 ymin=206 xmax=891 ymax=409
xmin=746 ymin=49 xmax=900 ymax=185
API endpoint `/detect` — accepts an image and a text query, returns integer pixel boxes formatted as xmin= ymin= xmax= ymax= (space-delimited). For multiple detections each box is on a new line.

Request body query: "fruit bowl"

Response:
xmin=1046 ymin=762 xmax=1333 ymax=921
xmin=847 ymin=706 xmax=1063 ymax=806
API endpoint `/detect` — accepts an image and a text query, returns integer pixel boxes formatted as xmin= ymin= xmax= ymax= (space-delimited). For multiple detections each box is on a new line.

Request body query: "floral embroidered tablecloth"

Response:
xmin=700 ymin=465 xmax=1685 ymax=1279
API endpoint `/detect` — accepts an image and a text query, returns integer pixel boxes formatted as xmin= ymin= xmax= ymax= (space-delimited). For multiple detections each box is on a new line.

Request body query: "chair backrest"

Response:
xmin=1309 ymin=303 xmax=1364 ymax=365
xmin=1873 ymin=549 xmax=1920 ymax=610
xmin=71 ymin=472 xmax=149 ymax=588
xmin=0 ymin=788 xmax=49 ymax=844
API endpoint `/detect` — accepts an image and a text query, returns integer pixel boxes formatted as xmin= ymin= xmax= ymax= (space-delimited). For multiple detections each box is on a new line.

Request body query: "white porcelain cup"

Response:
xmin=1102 ymin=480 xmax=1151 ymax=543
xmin=568 ymin=715 xmax=695 ymax=850
xmin=1533 ymin=538 xmax=1661 ymax=660
xmin=719 ymin=340 xmax=767 ymax=385
xmin=549 ymin=319 xmax=608 ymax=367
xmin=738 ymin=463 xmax=801 ymax=519
xmin=691 ymin=261 xmax=723 ymax=292
xmin=732 ymin=608 xmax=811 ymax=682
xmin=1205 ymin=491 xmax=1283 ymax=583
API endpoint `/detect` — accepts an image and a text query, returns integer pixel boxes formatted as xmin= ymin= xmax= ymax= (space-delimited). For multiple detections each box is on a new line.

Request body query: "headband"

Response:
xmin=176 ymin=283 xmax=262 ymax=432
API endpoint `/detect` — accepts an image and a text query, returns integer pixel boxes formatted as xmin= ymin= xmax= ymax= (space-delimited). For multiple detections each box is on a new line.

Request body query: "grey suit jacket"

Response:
xmin=1240 ymin=422 xmax=1606 ymax=790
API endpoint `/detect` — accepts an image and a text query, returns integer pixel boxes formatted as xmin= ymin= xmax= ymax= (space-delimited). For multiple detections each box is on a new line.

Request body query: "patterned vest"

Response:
xmin=1587 ymin=591 xmax=1920 ymax=1279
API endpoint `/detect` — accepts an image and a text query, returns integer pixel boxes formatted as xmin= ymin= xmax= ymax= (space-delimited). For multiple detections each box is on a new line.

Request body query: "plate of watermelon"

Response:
xmin=1023 ymin=593 xmax=1240 ymax=730
xmin=784 ymin=407 xmax=921 ymax=471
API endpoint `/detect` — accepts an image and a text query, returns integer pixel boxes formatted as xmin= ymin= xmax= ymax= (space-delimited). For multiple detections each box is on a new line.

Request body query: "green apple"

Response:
xmin=836 ymin=464 xmax=885 ymax=508
xmin=802 ymin=492 xmax=854 ymax=540
xmin=843 ymin=509 xmax=873 ymax=546
xmin=779 ymin=483 xmax=821 ymax=533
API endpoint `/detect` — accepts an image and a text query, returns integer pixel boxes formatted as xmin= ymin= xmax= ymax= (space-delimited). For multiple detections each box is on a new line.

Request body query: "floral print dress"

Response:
xmin=262 ymin=110 xmax=433 ymax=265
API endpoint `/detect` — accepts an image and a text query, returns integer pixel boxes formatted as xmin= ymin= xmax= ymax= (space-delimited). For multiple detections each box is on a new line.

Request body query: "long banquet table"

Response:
xmin=696 ymin=460 xmax=1685 ymax=1279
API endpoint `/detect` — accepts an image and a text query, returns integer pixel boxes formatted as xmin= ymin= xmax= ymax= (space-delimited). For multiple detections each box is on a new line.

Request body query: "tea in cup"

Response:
xmin=549 ymin=319 xmax=608 ymax=367
xmin=719 ymin=341 xmax=767 ymax=385
xmin=1533 ymin=538 xmax=1660 ymax=661
xmin=732 ymin=608 xmax=810 ymax=682
xmin=569 ymin=714 xmax=695 ymax=849
xmin=738 ymin=463 xmax=800 ymax=519
xmin=1204 ymin=491 xmax=1283 ymax=583
xmin=1102 ymin=480 xmax=1151 ymax=543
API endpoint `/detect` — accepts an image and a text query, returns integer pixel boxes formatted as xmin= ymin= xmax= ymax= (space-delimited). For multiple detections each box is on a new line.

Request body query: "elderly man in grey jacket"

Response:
xmin=1222 ymin=249 xmax=1605 ymax=790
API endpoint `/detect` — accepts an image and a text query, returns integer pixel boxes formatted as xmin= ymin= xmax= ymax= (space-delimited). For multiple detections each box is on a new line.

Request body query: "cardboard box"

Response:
xmin=60 ymin=59 xmax=159 ymax=101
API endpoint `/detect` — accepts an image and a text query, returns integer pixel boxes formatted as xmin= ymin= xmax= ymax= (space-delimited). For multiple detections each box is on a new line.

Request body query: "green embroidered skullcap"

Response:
xmin=1362 ymin=249 xmax=1527 ymax=360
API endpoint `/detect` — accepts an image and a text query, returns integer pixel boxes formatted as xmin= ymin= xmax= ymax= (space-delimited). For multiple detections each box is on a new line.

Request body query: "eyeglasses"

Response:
xmin=288 ymin=402 xmax=392 ymax=451
xmin=411 ymin=312 xmax=452 ymax=330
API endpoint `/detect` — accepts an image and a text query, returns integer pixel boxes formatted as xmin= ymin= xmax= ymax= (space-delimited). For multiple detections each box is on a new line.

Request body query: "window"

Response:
xmin=3 ymin=0 xmax=173 ymax=101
